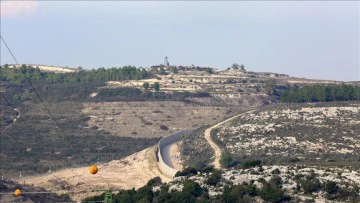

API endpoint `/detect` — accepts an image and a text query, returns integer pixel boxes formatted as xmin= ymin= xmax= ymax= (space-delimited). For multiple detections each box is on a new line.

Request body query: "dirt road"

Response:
xmin=2 ymin=108 xmax=20 ymax=132
xmin=204 ymin=109 xmax=254 ymax=168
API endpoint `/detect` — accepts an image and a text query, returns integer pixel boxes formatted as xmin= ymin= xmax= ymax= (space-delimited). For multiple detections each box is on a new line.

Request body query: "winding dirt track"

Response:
xmin=1 ymin=108 xmax=20 ymax=132
xmin=204 ymin=109 xmax=255 ymax=168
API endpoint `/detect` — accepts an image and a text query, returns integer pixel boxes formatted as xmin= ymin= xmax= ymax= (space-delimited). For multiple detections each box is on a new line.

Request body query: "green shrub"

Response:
xmin=183 ymin=180 xmax=203 ymax=197
xmin=205 ymin=170 xmax=222 ymax=186
xmin=220 ymin=151 xmax=235 ymax=168
xmin=301 ymin=178 xmax=321 ymax=194
xmin=197 ymin=165 xmax=215 ymax=173
xmin=175 ymin=167 xmax=197 ymax=177
xmin=146 ymin=177 xmax=162 ymax=187
xmin=259 ymin=177 xmax=284 ymax=203
xmin=324 ymin=181 xmax=338 ymax=194
xmin=242 ymin=160 xmax=261 ymax=169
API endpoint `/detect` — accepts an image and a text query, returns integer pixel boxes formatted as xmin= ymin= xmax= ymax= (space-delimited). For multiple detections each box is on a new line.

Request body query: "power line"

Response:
xmin=1 ymin=35 xmax=112 ymax=201
xmin=0 ymin=35 xmax=19 ymax=64
xmin=0 ymin=34 xmax=61 ymax=128
xmin=0 ymin=35 xmax=87 ymax=192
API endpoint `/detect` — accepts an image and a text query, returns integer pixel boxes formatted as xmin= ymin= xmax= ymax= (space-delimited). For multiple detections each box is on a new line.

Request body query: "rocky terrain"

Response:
xmin=163 ymin=164 xmax=360 ymax=202
xmin=211 ymin=101 xmax=360 ymax=166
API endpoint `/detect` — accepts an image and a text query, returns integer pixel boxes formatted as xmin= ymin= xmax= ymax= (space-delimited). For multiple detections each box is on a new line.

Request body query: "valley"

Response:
xmin=0 ymin=64 xmax=359 ymax=202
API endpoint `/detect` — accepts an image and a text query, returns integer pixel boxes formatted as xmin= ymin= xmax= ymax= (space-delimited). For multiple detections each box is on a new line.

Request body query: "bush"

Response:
xmin=146 ymin=177 xmax=162 ymax=187
xmin=301 ymin=178 xmax=321 ymax=194
xmin=220 ymin=151 xmax=235 ymax=168
xmin=324 ymin=181 xmax=338 ymax=194
xmin=175 ymin=167 xmax=197 ymax=177
xmin=259 ymin=177 xmax=284 ymax=203
xmin=183 ymin=180 xmax=203 ymax=197
xmin=198 ymin=165 xmax=215 ymax=173
xmin=272 ymin=168 xmax=280 ymax=174
xmin=159 ymin=124 xmax=169 ymax=131
xmin=242 ymin=160 xmax=261 ymax=169
xmin=205 ymin=170 xmax=222 ymax=186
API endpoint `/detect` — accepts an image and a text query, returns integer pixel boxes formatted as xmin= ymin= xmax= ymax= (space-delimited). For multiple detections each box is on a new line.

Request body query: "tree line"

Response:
xmin=280 ymin=84 xmax=360 ymax=103
xmin=0 ymin=64 xmax=151 ymax=84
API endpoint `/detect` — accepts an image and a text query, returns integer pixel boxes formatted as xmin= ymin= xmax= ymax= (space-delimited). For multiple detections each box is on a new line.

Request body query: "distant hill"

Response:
xmin=5 ymin=64 xmax=77 ymax=73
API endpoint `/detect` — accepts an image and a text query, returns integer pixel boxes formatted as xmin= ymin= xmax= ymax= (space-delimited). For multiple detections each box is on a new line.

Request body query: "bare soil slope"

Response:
xmin=21 ymin=147 xmax=170 ymax=202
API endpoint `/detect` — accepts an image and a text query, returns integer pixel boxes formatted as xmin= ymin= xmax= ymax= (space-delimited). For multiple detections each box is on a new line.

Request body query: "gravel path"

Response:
xmin=204 ymin=109 xmax=255 ymax=168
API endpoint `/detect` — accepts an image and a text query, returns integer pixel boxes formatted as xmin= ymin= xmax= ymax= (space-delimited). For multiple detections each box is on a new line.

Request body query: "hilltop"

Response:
xmin=5 ymin=64 xmax=77 ymax=73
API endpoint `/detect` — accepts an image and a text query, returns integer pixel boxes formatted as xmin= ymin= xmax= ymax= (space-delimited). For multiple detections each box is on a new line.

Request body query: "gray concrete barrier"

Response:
xmin=156 ymin=130 xmax=194 ymax=178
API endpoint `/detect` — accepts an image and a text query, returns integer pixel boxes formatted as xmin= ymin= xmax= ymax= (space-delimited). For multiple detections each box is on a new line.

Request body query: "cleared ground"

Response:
xmin=21 ymin=147 xmax=170 ymax=202
xmin=82 ymin=101 xmax=240 ymax=138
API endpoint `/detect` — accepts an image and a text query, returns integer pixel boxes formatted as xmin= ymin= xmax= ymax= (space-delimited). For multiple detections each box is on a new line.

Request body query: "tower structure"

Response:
xmin=164 ymin=57 xmax=169 ymax=66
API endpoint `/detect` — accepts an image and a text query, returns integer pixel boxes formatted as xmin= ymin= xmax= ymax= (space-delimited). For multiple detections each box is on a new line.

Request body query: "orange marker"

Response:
xmin=14 ymin=189 xmax=21 ymax=197
xmin=89 ymin=165 xmax=98 ymax=174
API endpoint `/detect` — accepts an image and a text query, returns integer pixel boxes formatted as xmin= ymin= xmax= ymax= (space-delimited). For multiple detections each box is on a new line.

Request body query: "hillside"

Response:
xmin=1 ymin=64 xmax=359 ymax=202
xmin=20 ymin=147 xmax=171 ymax=201
xmin=0 ymin=179 xmax=72 ymax=203
xmin=85 ymin=164 xmax=360 ymax=202
xmin=5 ymin=64 xmax=77 ymax=73
xmin=209 ymin=101 xmax=360 ymax=167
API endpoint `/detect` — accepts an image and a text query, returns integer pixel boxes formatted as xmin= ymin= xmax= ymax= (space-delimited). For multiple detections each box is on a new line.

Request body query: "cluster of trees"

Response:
xmin=2 ymin=81 xmax=103 ymax=103
xmin=0 ymin=64 xmax=151 ymax=84
xmin=227 ymin=63 xmax=246 ymax=72
xmin=143 ymin=82 xmax=160 ymax=92
xmin=265 ymin=79 xmax=277 ymax=95
xmin=280 ymin=84 xmax=360 ymax=103
xmin=84 ymin=172 xmax=289 ymax=203
xmin=294 ymin=171 xmax=359 ymax=201
xmin=83 ymin=177 xmax=207 ymax=203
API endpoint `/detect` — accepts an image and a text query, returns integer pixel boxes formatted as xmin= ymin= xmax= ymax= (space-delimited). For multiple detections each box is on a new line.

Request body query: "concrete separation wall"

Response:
xmin=156 ymin=130 xmax=194 ymax=178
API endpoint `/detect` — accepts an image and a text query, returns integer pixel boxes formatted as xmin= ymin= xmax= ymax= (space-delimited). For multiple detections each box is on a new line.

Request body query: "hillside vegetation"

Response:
xmin=280 ymin=84 xmax=360 ymax=103
xmin=212 ymin=101 xmax=360 ymax=167
xmin=2 ymin=64 xmax=359 ymax=202
xmin=85 ymin=165 xmax=360 ymax=202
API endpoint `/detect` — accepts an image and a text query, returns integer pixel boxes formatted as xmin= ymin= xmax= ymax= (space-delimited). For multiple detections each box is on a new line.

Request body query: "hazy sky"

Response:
xmin=1 ymin=1 xmax=359 ymax=81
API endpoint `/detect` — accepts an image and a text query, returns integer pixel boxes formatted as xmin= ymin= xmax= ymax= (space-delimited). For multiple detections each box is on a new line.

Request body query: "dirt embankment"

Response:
xmin=21 ymin=147 xmax=170 ymax=202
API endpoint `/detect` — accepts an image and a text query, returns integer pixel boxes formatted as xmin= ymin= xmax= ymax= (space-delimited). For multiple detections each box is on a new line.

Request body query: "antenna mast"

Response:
xmin=164 ymin=57 xmax=169 ymax=67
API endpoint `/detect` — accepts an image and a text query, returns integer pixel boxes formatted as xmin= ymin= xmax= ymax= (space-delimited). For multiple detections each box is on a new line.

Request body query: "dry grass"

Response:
xmin=82 ymin=101 xmax=240 ymax=138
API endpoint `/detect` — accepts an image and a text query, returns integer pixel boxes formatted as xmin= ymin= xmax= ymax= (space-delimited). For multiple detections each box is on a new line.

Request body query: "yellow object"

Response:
xmin=89 ymin=165 xmax=98 ymax=174
xmin=14 ymin=189 xmax=21 ymax=197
